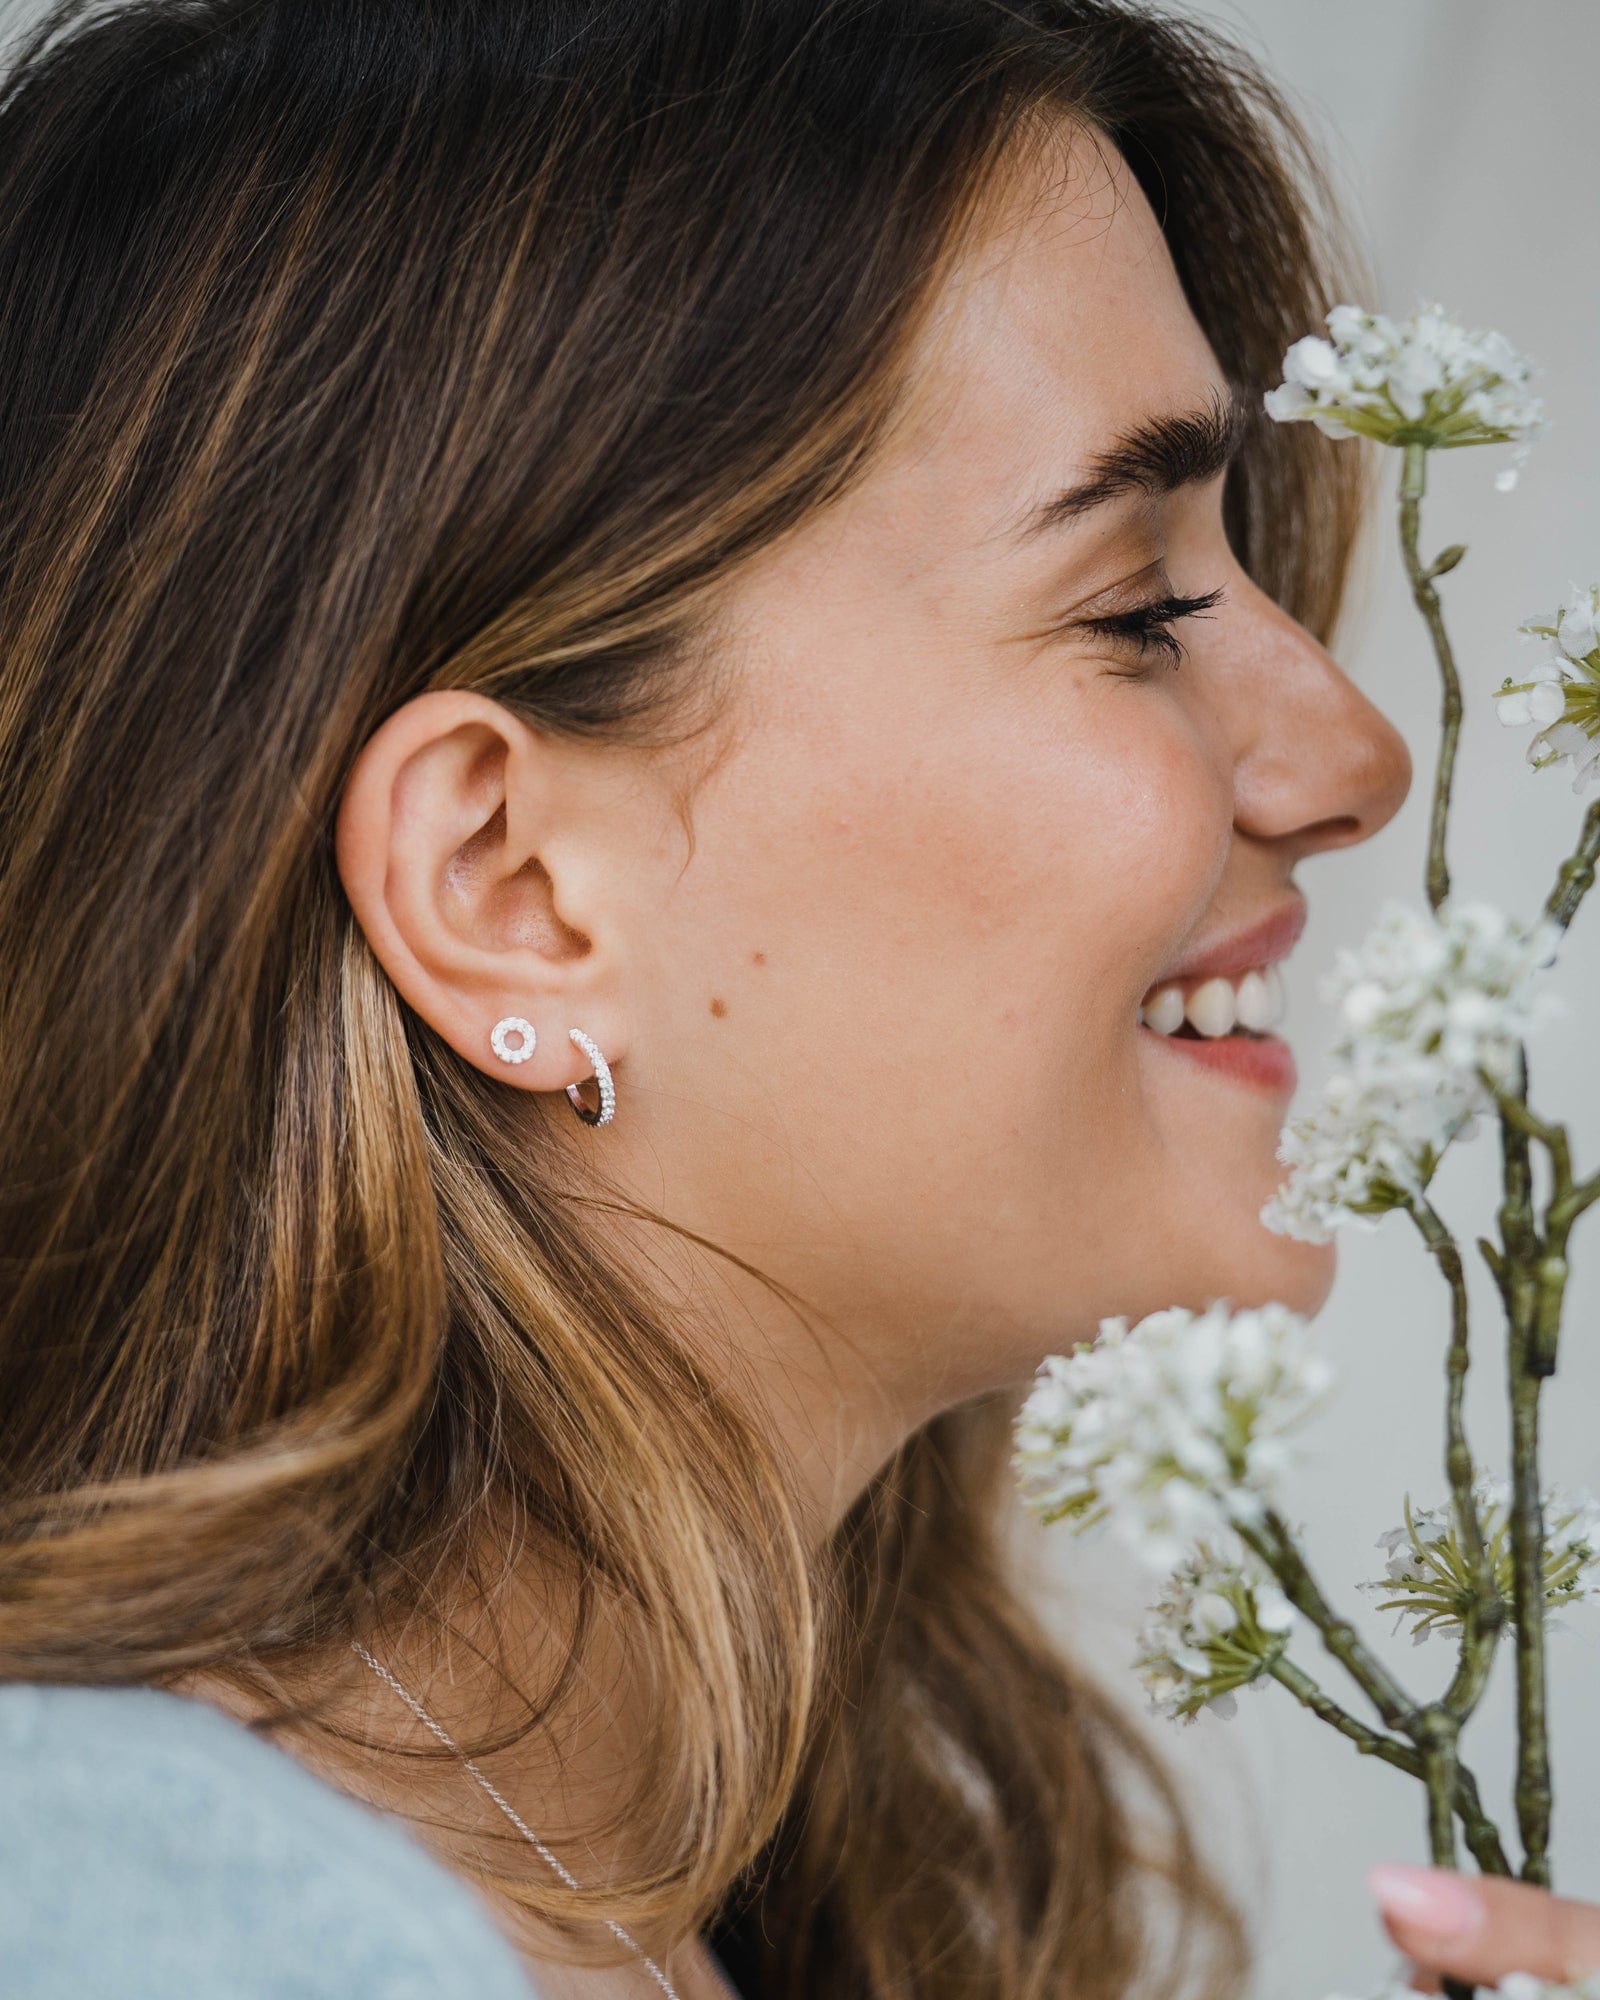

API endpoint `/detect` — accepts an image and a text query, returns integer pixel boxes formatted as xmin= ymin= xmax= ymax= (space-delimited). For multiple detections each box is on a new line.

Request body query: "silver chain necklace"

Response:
xmin=350 ymin=1639 xmax=683 ymax=1998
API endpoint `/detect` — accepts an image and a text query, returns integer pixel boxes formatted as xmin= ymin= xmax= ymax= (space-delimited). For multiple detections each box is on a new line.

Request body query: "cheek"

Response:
xmin=1029 ymin=704 xmax=1228 ymax=1035
xmin=697 ymin=670 xmax=1229 ymax=1108
xmin=658 ymin=648 xmax=1244 ymax=1350
xmin=873 ymin=689 xmax=1204 ymax=905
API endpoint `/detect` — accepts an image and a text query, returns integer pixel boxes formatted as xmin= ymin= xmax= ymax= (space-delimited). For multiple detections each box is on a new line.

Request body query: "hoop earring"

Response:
xmin=490 ymin=1015 xmax=537 ymax=1064
xmin=566 ymin=1028 xmax=615 ymax=1127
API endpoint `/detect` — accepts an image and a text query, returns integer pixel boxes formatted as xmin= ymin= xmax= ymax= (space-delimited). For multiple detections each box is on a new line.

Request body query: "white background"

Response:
xmin=4 ymin=1 xmax=1596 ymax=1996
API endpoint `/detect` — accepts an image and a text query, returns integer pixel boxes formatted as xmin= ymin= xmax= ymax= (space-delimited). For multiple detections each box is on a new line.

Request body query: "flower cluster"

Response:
xmin=1324 ymin=898 xmax=1562 ymax=1086
xmin=1495 ymin=583 xmax=1600 ymax=793
xmin=1259 ymin=1060 xmax=1476 ymax=1243
xmin=1133 ymin=1535 xmax=1298 ymax=1724
xmin=1012 ymin=1300 xmax=1332 ymax=1572
xmin=1264 ymin=301 xmax=1544 ymax=485
xmin=1261 ymin=899 xmax=1565 ymax=1243
xmin=1358 ymin=1475 xmax=1600 ymax=1645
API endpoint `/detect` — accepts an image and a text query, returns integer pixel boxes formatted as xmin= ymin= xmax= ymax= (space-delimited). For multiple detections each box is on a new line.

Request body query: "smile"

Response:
xmin=1136 ymin=963 xmax=1297 ymax=1095
xmin=1131 ymin=894 xmax=1306 ymax=1094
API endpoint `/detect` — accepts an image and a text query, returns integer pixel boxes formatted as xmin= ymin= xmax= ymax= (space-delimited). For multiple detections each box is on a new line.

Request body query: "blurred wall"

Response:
xmin=0 ymin=2 xmax=1596 ymax=1998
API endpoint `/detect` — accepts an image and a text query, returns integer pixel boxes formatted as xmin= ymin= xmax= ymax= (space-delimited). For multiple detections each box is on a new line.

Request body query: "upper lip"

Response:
xmin=1142 ymin=896 xmax=1308 ymax=998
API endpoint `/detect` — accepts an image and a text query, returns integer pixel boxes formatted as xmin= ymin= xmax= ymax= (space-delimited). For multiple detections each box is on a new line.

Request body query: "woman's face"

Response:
xmin=339 ymin=128 xmax=1411 ymax=1510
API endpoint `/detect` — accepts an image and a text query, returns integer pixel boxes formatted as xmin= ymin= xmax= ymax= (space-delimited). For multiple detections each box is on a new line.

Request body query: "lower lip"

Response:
xmin=1138 ymin=1023 xmax=1297 ymax=1096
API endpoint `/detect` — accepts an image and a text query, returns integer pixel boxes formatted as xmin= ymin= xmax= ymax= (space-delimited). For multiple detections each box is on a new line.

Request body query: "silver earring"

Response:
xmin=490 ymin=1015 xmax=537 ymax=1065
xmin=566 ymin=1028 xmax=615 ymax=1127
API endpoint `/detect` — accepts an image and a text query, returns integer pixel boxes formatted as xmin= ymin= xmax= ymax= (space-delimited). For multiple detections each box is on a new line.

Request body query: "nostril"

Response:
xmin=1298 ymin=812 xmax=1364 ymax=848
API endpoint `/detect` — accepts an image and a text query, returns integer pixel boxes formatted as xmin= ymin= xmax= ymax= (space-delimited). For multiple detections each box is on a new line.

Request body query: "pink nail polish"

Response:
xmin=1367 ymin=1864 xmax=1486 ymax=1940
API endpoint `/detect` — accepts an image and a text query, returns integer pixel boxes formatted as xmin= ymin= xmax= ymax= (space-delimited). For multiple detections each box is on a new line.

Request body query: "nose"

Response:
xmin=1220 ymin=571 xmax=1413 ymax=860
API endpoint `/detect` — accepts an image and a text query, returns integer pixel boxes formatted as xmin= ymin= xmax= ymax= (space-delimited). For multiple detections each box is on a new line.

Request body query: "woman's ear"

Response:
xmin=333 ymin=688 xmax=633 ymax=1097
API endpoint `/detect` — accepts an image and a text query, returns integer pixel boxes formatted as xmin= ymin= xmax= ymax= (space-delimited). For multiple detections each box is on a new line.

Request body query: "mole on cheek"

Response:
xmin=709 ymin=996 xmax=728 ymax=1018
xmin=751 ymin=951 xmax=766 ymax=967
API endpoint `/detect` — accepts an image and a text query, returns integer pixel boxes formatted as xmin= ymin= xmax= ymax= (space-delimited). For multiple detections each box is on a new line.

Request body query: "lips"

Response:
xmin=1142 ymin=896 xmax=1309 ymax=998
xmin=1133 ymin=895 xmax=1305 ymax=1099
xmin=1141 ymin=1020 xmax=1298 ymax=1095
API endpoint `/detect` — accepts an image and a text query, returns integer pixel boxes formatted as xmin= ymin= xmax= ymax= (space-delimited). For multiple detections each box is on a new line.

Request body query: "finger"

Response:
xmin=1369 ymin=1864 xmax=1600 ymax=1988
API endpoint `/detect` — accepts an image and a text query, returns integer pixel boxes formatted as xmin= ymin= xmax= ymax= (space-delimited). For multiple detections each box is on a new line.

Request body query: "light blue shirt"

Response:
xmin=0 ymin=1680 xmax=542 ymax=1998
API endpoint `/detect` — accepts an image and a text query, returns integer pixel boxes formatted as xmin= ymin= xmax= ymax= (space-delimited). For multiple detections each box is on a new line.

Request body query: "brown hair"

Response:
xmin=0 ymin=3 xmax=1368 ymax=1995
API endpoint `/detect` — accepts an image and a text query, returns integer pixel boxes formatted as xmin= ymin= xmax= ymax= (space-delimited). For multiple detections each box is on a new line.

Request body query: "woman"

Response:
xmin=1 ymin=2 xmax=1593 ymax=1996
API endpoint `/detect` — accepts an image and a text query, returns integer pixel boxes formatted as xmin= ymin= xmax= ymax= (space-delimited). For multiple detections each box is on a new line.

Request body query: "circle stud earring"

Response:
xmin=566 ymin=1028 xmax=615 ymax=1127
xmin=490 ymin=1015 xmax=537 ymax=1065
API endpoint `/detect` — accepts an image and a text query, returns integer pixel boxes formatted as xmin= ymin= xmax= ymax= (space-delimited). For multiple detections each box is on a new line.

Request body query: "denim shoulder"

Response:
xmin=0 ymin=1680 xmax=539 ymax=2000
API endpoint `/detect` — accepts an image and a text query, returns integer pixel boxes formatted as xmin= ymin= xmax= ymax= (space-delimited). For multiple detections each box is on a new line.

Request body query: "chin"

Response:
xmin=1212 ymin=1228 xmax=1338 ymax=1318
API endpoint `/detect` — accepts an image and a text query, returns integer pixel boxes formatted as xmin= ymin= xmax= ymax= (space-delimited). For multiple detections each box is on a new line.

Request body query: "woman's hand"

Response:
xmin=1369 ymin=1864 xmax=1600 ymax=1994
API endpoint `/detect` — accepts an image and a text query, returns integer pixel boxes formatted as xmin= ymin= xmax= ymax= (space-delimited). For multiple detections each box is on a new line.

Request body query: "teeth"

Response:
xmin=1184 ymin=975 xmax=1237 ymax=1038
xmin=1141 ymin=984 xmax=1186 ymax=1035
xmin=1240 ymin=968 xmax=1272 ymax=1032
xmin=1235 ymin=966 xmax=1282 ymax=1032
xmin=1137 ymin=962 xmax=1288 ymax=1037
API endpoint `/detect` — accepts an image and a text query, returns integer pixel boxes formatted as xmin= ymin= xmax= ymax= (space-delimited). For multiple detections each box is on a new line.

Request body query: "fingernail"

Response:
xmin=1367 ymin=1864 xmax=1486 ymax=1941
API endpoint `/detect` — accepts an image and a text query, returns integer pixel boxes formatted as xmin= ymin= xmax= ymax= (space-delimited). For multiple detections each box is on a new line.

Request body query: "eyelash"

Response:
xmin=1084 ymin=583 xmax=1227 ymax=671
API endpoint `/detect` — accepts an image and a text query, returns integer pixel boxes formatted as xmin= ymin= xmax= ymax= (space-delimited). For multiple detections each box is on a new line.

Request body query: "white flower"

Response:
xmin=1322 ymin=901 xmax=1563 ymax=1087
xmin=1260 ymin=1056 xmax=1480 ymax=1244
xmin=1357 ymin=1475 xmax=1600 ymax=1645
xmin=1494 ymin=656 xmax=1570 ymax=729
xmin=1265 ymin=301 xmax=1544 ymax=482
xmin=1134 ymin=1535 xmax=1299 ymax=1724
xmin=1531 ymin=720 xmax=1600 ymax=795
xmin=1013 ymin=1301 xmax=1332 ymax=1571
xmin=1261 ymin=900 xmax=1565 ymax=1242
xmin=1557 ymin=584 xmax=1600 ymax=662
xmin=1497 ymin=584 xmax=1600 ymax=792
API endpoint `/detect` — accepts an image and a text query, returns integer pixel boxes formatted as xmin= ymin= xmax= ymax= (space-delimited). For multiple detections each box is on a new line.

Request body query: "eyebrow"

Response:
xmin=1014 ymin=383 xmax=1248 ymax=539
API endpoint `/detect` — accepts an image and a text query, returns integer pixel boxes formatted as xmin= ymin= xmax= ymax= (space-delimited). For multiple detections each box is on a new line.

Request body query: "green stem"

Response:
xmin=1405 ymin=1196 xmax=1505 ymax=1720
xmin=1398 ymin=442 xmax=1463 ymax=912
xmin=1438 ymin=1602 xmax=1497 ymax=1729
xmin=1418 ymin=1706 xmax=1461 ymax=1869
xmin=1509 ymin=1360 xmax=1552 ymax=1885
xmin=1490 ymin=1086 xmax=1577 ymax=1377
xmin=1491 ymin=1049 xmax=1553 ymax=1885
xmin=1556 ymin=1170 xmax=1600 ymax=1226
xmin=1237 ymin=1510 xmax=1422 ymax=1736
xmin=1453 ymin=1762 xmax=1514 ymax=1881
xmin=1418 ymin=1715 xmax=1476 ymax=2000
xmin=1266 ymin=1657 xmax=1510 ymax=1874
xmin=1542 ymin=795 xmax=1600 ymax=934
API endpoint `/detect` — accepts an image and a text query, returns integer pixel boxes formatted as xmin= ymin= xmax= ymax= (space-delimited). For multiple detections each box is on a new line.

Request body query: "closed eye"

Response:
xmin=1084 ymin=584 xmax=1226 ymax=670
